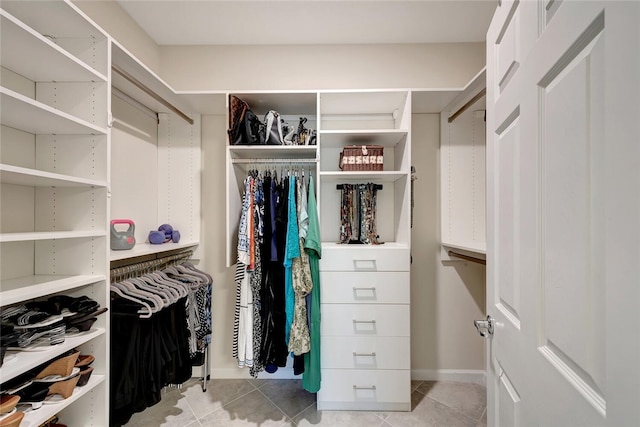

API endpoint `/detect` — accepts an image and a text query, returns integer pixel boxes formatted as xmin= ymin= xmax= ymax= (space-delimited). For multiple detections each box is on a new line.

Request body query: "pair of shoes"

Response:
xmin=0 ymin=411 xmax=24 ymax=427
xmin=35 ymin=349 xmax=80 ymax=380
xmin=17 ymin=321 xmax=65 ymax=347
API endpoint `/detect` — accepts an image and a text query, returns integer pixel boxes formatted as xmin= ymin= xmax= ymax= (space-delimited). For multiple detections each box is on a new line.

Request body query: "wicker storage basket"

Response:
xmin=339 ymin=145 xmax=384 ymax=171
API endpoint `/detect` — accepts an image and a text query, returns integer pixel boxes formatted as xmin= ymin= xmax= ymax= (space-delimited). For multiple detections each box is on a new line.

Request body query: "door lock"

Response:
xmin=474 ymin=315 xmax=495 ymax=337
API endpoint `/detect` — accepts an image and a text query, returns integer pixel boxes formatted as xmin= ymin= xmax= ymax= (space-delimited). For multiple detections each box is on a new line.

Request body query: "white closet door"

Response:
xmin=486 ymin=1 xmax=640 ymax=426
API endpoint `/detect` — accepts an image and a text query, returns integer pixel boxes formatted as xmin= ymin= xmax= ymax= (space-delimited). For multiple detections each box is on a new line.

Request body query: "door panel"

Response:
xmin=540 ymin=28 xmax=605 ymax=413
xmin=486 ymin=1 xmax=639 ymax=426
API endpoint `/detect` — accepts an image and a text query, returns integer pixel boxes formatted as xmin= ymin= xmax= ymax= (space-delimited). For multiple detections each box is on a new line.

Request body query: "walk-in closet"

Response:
xmin=3 ymin=1 xmax=639 ymax=426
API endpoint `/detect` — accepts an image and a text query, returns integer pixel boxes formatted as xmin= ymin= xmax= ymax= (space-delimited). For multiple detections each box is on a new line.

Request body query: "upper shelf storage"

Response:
xmin=0 ymin=0 xmax=108 ymax=77
xmin=319 ymin=90 xmax=410 ymax=131
xmin=0 ymin=11 xmax=107 ymax=83
xmin=0 ymin=87 xmax=108 ymax=135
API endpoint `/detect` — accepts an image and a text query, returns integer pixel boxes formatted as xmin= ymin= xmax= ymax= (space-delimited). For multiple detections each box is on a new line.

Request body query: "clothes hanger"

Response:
xmin=139 ymin=274 xmax=179 ymax=304
xmin=114 ymin=280 xmax=164 ymax=312
xmin=148 ymin=270 xmax=190 ymax=298
xmin=111 ymin=282 xmax=159 ymax=317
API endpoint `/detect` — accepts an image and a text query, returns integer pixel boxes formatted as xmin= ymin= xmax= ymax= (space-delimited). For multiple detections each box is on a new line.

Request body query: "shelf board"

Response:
xmin=442 ymin=242 xmax=486 ymax=262
xmin=17 ymin=374 xmax=105 ymax=427
xmin=0 ymin=230 xmax=106 ymax=243
xmin=319 ymin=171 xmax=408 ymax=183
xmin=229 ymin=145 xmax=318 ymax=160
xmin=0 ymin=11 xmax=107 ymax=83
xmin=0 ymin=274 xmax=105 ymax=307
xmin=319 ymin=91 xmax=408 ymax=115
xmin=319 ymin=129 xmax=408 ymax=148
xmin=110 ymin=241 xmax=199 ymax=262
xmin=0 ymin=87 xmax=108 ymax=135
xmin=228 ymin=92 xmax=317 ymax=116
xmin=0 ymin=327 xmax=105 ymax=384
xmin=1 ymin=1 xmax=107 ymax=43
xmin=0 ymin=164 xmax=107 ymax=188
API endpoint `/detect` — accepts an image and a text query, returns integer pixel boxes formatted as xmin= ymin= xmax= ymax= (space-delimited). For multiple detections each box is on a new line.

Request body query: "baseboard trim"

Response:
xmin=411 ymin=369 xmax=486 ymax=386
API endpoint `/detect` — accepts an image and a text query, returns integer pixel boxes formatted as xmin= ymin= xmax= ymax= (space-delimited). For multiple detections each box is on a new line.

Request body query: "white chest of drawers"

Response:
xmin=317 ymin=244 xmax=411 ymax=411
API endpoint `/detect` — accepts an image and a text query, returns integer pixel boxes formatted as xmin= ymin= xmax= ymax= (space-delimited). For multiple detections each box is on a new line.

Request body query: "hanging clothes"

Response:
xmin=288 ymin=176 xmax=312 ymax=356
xmin=110 ymin=262 xmax=211 ymax=427
xmin=283 ymin=175 xmax=299 ymax=346
xmin=303 ymin=176 xmax=322 ymax=392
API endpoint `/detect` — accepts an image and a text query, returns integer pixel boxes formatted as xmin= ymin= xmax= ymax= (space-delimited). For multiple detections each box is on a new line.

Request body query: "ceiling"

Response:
xmin=116 ymin=0 xmax=497 ymax=46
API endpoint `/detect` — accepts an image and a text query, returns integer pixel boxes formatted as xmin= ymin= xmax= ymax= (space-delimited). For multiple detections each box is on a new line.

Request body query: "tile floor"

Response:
xmin=123 ymin=378 xmax=487 ymax=427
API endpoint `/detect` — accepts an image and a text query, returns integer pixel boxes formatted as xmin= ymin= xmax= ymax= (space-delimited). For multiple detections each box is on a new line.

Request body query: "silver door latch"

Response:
xmin=474 ymin=315 xmax=495 ymax=337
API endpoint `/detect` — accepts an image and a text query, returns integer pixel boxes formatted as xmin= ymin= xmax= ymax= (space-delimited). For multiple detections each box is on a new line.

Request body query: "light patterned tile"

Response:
xmin=257 ymin=379 xmax=317 ymax=419
xmin=416 ymin=381 xmax=486 ymax=421
xmin=182 ymin=378 xmax=257 ymax=419
xmin=293 ymin=404 xmax=387 ymax=427
xmin=199 ymin=389 xmax=290 ymax=427
xmin=384 ymin=391 xmax=476 ymax=427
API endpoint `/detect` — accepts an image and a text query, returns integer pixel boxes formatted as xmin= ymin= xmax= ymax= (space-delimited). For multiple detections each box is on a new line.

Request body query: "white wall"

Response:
xmin=160 ymin=43 xmax=484 ymax=91
xmin=411 ymin=114 xmax=486 ymax=381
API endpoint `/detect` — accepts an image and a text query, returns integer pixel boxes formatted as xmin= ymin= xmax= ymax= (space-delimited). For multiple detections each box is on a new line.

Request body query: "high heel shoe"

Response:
xmin=0 ymin=411 xmax=24 ymax=427
xmin=46 ymin=372 xmax=80 ymax=399
xmin=0 ymin=395 xmax=19 ymax=414
xmin=9 ymin=381 xmax=49 ymax=409
xmin=76 ymin=366 xmax=94 ymax=387
xmin=74 ymin=354 xmax=94 ymax=368
xmin=35 ymin=349 xmax=80 ymax=380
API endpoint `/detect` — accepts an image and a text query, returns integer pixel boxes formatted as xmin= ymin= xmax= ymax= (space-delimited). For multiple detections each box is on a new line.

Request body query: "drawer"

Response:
xmin=322 ymin=336 xmax=410 ymax=369
xmin=317 ymin=369 xmax=411 ymax=411
xmin=320 ymin=271 xmax=410 ymax=304
xmin=320 ymin=245 xmax=410 ymax=272
xmin=321 ymin=304 xmax=409 ymax=337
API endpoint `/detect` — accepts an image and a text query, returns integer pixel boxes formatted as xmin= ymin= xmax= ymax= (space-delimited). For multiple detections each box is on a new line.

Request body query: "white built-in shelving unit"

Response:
xmin=439 ymin=69 xmax=487 ymax=263
xmin=0 ymin=0 xmax=109 ymax=425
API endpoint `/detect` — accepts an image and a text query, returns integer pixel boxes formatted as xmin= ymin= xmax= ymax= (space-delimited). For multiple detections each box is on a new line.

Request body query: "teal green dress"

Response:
xmin=302 ymin=176 xmax=322 ymax=392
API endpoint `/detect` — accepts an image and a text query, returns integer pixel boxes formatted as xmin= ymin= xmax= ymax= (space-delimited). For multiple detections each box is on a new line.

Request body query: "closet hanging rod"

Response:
xmin=448 ymin=88 xmax=486 ymax=123
xmin=231 ymin=158 xmax=317 ymax=164
xmin=110 ymin=249 xmax=194 ymax=279
xmin=112 ymin=64 xmax=194 ymax=125
xmin=447 ymin=250 xmax=486 ymax=265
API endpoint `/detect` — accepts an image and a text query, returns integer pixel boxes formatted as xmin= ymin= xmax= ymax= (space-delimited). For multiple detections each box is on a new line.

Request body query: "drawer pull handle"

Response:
xmin=352 ymin=352 xmax=377 ymax=357
xmin=352 ymin=287 xmax=376 ymax=291
xmin=353 ymin=385 xmax=377 ymax=390
xmin=352 ymin=320 xmax=376 ymax=324
xmin=353 ymin=259 xmax=377 ymax=270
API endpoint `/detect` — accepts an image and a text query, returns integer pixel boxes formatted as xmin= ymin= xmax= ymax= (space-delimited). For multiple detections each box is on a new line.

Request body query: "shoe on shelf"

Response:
xmin=48 ymin=296 xmax=99 ymax=314
xmin=74 ymin=354 xmax=95 ymax=368
xmin=45 ymin=372 xmax=81 ymax=399
xmin=17 ymin=321 xmax=66 ymax=348
xmin=76 ymin=366 xmax=94 ymax=387
xmin=0 ymin=395 xmax=20 ymax=415
xmin=0 ymin=411 xmax=24 ymax=427
xmin=35 ymin=349 xmax=80 ymax=380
